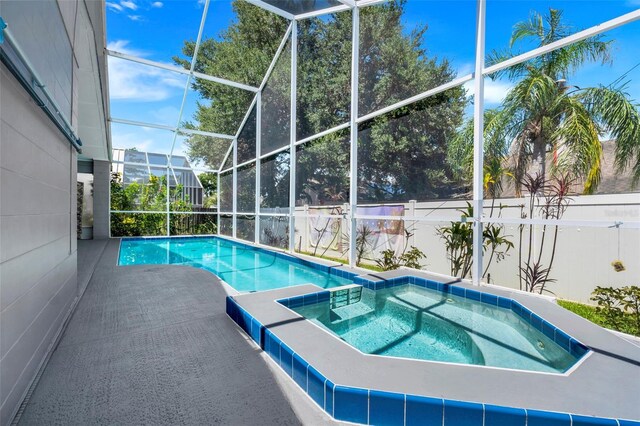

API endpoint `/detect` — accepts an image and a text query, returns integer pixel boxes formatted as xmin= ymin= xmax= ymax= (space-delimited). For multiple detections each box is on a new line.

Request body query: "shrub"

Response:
xmin=375 ymin=246 xmax=426 ymax=271
xmin=590 ymin=286 xmax=640 ymax=336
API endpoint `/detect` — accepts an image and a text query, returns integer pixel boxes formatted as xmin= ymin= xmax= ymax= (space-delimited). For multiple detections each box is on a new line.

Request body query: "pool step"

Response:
xmin=329 ymin=285 xmax=363 ymax=309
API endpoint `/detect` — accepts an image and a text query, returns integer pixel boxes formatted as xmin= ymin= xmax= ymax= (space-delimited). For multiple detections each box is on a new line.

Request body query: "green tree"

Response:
xmin=178 ymin=1 xmax=467 ymax=204
xmin=174 ymin=2 xmax=289 ymax=162
xmin=110 ymin=173 xmax=197 ymax=236
xmin=198 ymin=171 xmax=218 ymax=208
xmin=449 ymin=9 xmax=640 ymax=195
xmin=198 ymin=171 xmax=217 ymax=197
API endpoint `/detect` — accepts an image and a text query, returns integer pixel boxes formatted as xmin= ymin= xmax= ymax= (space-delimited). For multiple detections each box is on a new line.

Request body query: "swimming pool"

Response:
xmin=289 ymin=284 xmax=585 ymax=373
xmin=118 ymin=237 xmax=354 ymax=292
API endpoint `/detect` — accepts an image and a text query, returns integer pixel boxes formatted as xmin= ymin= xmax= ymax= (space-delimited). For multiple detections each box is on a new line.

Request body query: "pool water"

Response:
xmin=118 ymin=237 xmax=353 ymax=292
xmin=292 ymin=284 xmax=581 ymax=373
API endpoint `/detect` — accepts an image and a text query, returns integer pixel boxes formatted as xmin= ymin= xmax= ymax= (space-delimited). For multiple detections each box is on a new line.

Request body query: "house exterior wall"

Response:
xmin=93 ymin=160 xmax=110 ymax=238
xmin=0 ymin=1 xmax=105 ymax=423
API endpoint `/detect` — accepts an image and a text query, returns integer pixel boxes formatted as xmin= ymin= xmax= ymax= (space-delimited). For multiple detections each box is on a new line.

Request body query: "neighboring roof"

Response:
xmin=498 ymin=140 xmax=639 ymax=197
xmin=112 ymin=148 xmax=191 ymax=168
xmin=594 ymin=140 xmax=639 ymax=194
xmin=112 ymin=148 xmax=203 ymax=189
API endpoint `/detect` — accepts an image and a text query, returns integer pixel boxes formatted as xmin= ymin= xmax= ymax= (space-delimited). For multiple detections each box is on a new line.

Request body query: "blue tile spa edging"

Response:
xmin=226 ymin=295 xmax=638 ymax=426
xmin=121 ymin=235 xmax=358 ymax=284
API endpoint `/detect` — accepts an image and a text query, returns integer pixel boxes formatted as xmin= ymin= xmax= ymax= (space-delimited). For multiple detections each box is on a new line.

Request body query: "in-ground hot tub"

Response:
xmin=227 ymin=270 xmax=640 ymax=425
xmin=288 ymin=282 xmax=587 ymax=373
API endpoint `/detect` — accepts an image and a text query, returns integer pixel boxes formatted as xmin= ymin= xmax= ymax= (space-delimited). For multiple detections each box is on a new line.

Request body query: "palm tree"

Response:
xmin=449 ymin=8 xmax=640 ymax=195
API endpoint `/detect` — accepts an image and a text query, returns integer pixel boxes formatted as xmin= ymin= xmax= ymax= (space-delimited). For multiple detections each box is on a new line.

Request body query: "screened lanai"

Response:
xmin=4 ymin=0 xmax=640 ymax=424
xmin=107 ymin=0 xmax=640 ymax=303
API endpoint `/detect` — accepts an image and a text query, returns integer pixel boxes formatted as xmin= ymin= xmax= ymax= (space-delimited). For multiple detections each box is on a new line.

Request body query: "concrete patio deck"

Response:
xmin=14 ymin=239 xmax=335 ymax=425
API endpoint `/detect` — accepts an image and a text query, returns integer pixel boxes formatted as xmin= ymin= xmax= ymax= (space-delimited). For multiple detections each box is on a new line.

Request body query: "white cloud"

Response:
xmin=106 ymin=2 xmax=124 ymax=12
xmin=107 ymin=40 xmax=186 ymax=102
xmin=111 ymin=127 xmax=154 ymax=152
xmin=120 ymin=0 xmax=138 ymax=10
xmin=151 ymin=1 xmax=163 ymax=8
xmin=127 ymin=15 xmax=142 ymax=21
xmin=464 ymin=78 xmax=514 ymax=105
xmin=484 ymin=80 xmax=514 ymax=104
xmin=151 ymin=106 xmax=180 ymax=125
xmin=111 ymin=125 xmax=180 ymax=154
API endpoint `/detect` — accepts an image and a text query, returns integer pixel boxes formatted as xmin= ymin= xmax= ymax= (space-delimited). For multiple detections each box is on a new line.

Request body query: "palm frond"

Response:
xmin=580 ymin=84 xmax=640 ymax=186
xmin=552 ymin=95 xmax=602 ymax=193
xmin=545 ymin=37 xmax=612 ymax=78
xmin=510 ymin=10 xmax=545 ymax=48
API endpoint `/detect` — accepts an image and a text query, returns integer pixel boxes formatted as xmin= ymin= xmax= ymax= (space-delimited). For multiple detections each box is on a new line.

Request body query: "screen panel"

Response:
xmin=295 ymin=129 xmax=350 ymax=208
xmin=358 ymin=1 xmax=475 ymax=117
xmin=260 ymin=150 xmax=291 ymax=211
xmin=358 ymin=84 xmax=471 ymax=204
xmin=219 ymin=171 xmax=233 ymax=212
xmin=237 ymin=162 xmax=257 ymax=213
xmin=296 ymin=12 xmax=351 ymax=140
xmin=259 ymin=215 xmax=289 ymax=249
xmin=261 ymin=38 xmax=292 ymax=155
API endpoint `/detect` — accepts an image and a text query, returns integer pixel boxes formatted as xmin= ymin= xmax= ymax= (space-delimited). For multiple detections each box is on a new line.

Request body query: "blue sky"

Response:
xmin=106 ymin=0 xmax=640 ymax=164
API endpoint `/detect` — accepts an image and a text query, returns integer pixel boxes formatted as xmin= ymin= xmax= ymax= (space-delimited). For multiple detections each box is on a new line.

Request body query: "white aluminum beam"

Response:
xmin=112 ymin=160 xmax=216 ymax=173
xmin=244 ymin=0 xmax=295 ymax=20
xmin=110 ymin=117 xmax=175 ymax=132
xmin=336 ymin=0 xmax=356 ymax=8
xmin=255 ymin=92 xmax=262 ymax=244
xmin=109 ymin=117 xmax=235 ymax=140
xmin=356 ymin=74 xmax=474 ymax=124
xmin=167 ymin=0 xmax=211 ymax=235
xmin=217 ymin=171 xmax=221 ymax=236
xmin=218 ymin=142 xmax=234 ymax=173
xmin=295 ymin=122 xmax=350 ymax=145
xmin=180 ymin=128 xmax=235 ymax=140
xmin=481 ymin=217 xmax=640 ymax=229
xmin=168 ymin=0 xmax=210 ymax=161
xmin=348 ymin=7 xmax=360 ymax=267
xmin=234 ymin=95 xmax=259 ymax=138
xmin=192 ymin=70 xmax=259 ymax=92
xmin=294 ymin=4 xmax=351 ymax=20
xmin=471 ymin=0 xmax=486 ymax=286
xmin=259 ymin=23 xmax=293 ymax=91
xmin=236 ymin=158 xmax=258 ymax=169
xmin=232 ymin=136 xmax=238 ymax=239
xmin=110 ymin=210 xmax=219 ymax=215
xmin=106 ymin=49 xmax=259 ymax=92
xmin=483 ymin=9 xmax=640 ymax=76
xmin=288 ymin=20 xmax=298 ymax=252
xmin=355 ymin=0 xmax=391 ymax=8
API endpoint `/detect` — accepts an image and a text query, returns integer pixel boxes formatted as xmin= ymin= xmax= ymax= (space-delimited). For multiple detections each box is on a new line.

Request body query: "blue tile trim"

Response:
xmin=406 ymin=394 xmax=443 ymax=426
xmin=571 ymin=414 xmax=619 ymax=425
xmin=292 ymin=353 xmax=308 ymax=390
xmin=484 ymin=404 xmax=526 ymax=426
xmin=333 ymin=386 xmax=368 ymax=424
xmin=369 ymin=390 xmax=404 ymax=426
xmin=226 ymin=295 xmax=627 ymax=426
xmin=527 ymin=409 xmax=571 ymax=426
xmin=443 ymin=399 xmax=484 ymax=426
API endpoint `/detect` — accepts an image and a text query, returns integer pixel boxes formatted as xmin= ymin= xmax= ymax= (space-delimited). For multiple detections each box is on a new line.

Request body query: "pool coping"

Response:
xmin=227 ymin=270 xmax=640 ymax=425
